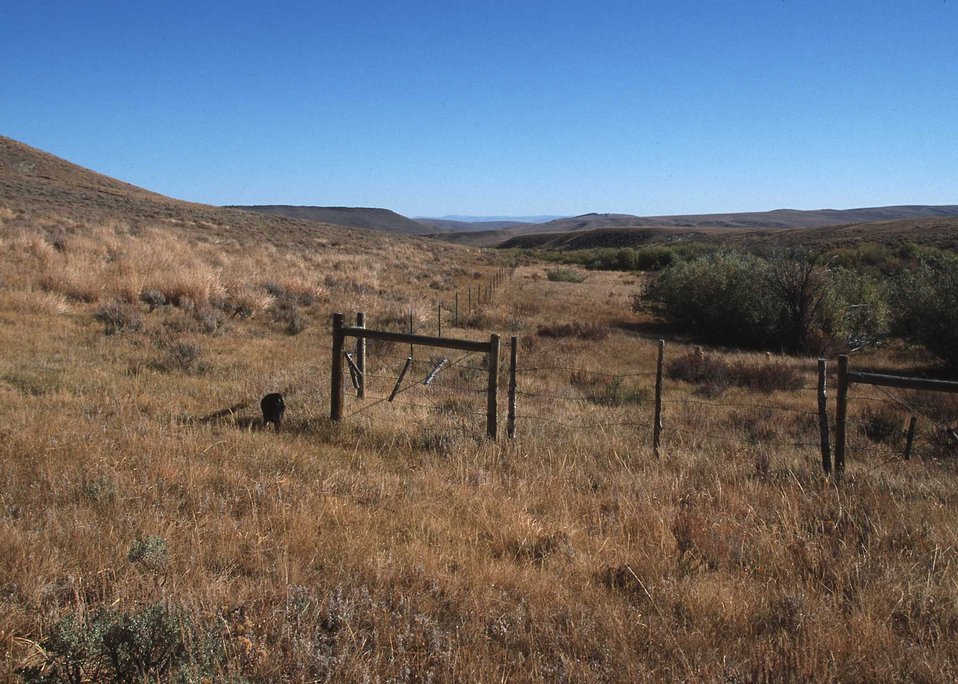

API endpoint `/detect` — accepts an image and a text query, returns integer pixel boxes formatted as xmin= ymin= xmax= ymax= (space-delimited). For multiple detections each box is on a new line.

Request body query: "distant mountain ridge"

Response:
xmin=434 ymin=205 xmax=958 ymax=246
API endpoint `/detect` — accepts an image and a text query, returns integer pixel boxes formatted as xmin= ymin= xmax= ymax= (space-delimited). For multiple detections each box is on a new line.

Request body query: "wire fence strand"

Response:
xmin=516 ymin=365 xmax=657 ymax=378
xmin=515 ymin=414 xmax=653 ymax=432
xmin=661 ymin=397 xmax=819 ymax=416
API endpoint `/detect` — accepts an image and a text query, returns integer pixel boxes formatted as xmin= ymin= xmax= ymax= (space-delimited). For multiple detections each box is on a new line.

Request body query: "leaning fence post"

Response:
xmin=330 ymin=313 xmax=345 ymax=421
xmin=818 ymin=358 xmax=831 ymax=474
xmin=356 ymin=312 xmax=366 ymax=399
xmin=508 ymin=336 xmax=518 ymax=438
xmin=653 ymin=339 xmax=664 ymax=458
xmin=904 ymin=416 xmax=917 ymax=460
xmin=835 ymin=354 xmax=849 ymax=477
xmin=487 ymin=334 xmax=501 ymax=439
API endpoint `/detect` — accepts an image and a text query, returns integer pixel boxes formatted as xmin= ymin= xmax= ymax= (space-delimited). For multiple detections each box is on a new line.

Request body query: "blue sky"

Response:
xmin=2 ymin=1 xmax=956 ymax=216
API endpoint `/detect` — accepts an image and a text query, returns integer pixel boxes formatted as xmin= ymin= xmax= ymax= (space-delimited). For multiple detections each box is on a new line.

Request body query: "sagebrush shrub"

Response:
xmin=154 ymin=340 xmax=207 ymax=374
xmin=128 ymin=535 xmax=169 ymax=572
xmin=17 ymin=605 xmax=228 ymax=683
xmin=95 ymin=300 xmax=144 ymax=335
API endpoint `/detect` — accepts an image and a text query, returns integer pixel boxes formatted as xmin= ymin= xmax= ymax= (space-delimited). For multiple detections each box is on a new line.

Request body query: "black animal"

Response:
xmin=260 ymin=393 xmax=285 ymax=432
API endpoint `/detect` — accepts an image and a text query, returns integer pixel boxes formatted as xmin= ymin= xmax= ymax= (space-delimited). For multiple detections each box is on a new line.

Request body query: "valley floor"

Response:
xmin=2 ymin=256 xmax=958 ymax=681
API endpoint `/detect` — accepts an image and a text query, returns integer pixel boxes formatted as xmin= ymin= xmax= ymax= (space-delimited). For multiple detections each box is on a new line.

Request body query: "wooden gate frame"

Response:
xmin=835 ymin=354 xmax=958 ymax=476
xmin=330 ymin=312 xmax=502 ymax=438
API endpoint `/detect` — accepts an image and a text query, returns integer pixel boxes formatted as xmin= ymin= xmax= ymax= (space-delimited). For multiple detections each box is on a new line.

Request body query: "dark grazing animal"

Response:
xmin=260 ymin=393 xmax=285 ymax=431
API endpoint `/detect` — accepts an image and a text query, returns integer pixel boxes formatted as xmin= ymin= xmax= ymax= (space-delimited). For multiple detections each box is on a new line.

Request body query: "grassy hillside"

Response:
xmin=438 ymin=206 xmax=958 ymax=248
xmin=416 ymin=218 xmax=525 ymax=232
xmin=229 ymin=205 xmax=443 ymax=236
xmin=501 ymin=217 xmax=958 ymax=253
xmin=2 ymin=138 xmax=958 ymax=681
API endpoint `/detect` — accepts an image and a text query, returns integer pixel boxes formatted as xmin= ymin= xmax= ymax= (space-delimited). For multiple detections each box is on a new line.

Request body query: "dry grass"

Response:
xmin=2 ymin=209 xmax=958 ymax=681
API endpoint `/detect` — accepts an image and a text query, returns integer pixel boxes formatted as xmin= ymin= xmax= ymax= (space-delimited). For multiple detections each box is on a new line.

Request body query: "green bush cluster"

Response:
xmin=891 ymin=251 xmax=958 ymax=367
xmin=643 ymin=251 xmax=891 ymax=354
xmin=545 ymin=268 xmax=586 ymax=283
xmin=536 ymin=244 xmax=715 ymax=273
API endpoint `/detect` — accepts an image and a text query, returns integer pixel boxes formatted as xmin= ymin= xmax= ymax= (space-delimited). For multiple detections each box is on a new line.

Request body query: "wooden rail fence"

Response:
xmin=328 ymin=321 xmax=956 ymax=473
xmin=331 ymin=312 xmax=503 ymax=438
xmin=834 ymin=354 xmax=958 ymax=476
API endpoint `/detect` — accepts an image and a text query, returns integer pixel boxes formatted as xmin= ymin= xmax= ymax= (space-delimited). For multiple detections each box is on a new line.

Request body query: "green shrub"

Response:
xmin=892 ymin=253 xmax=958 ymax=367
xmin=645 ymin=251 xmax=890 ymax=353
xmin=819 ymin=268 xmax=890 ymax=351
xmin=646 ymin=252 xmax=780 ymax=348
xmin=545 ymin=268 xmax=586 ymax=283
xmin=530 ymin=244 xmax=713 ymax=274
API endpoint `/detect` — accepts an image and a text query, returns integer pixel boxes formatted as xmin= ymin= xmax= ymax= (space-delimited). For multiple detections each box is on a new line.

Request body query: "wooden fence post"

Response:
xmin=835 ymin=354 xmax=849 ymax=477
xmin=904 ymin=416 xmax=917 ymax=460
xmin=487 ymin=334 xmax=501 ymax=439
xmin=437 ymin=301 xmax=442 ymax=337
xmin=356 ymin=312 xmax=366 ymax=399
xmin=508 ymin=336 xmax=518 ymax=439
xmin=653 ymin=339 xmax=664 ymax=457
xmin=330 ymin=313 xmax=345 ymax=421
xmin=408 ymin=310 xmax=414 ymax=356
xmin=818 ymin=358 xmax=831 ymax=474
xmin=455 ymin=292 xmax=459 ymax=326
xmin=468 ymin=287 xmax=472 ymax=313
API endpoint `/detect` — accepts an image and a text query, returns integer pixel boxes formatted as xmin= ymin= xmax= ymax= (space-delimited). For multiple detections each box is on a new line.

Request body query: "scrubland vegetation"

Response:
xmin=638 ymin=248 xmax=958 ymax=368
xmin=3 ymin=182 xmax=958 ymax=678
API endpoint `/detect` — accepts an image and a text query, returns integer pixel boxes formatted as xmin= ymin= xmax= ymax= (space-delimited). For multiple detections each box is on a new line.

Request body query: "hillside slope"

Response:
xmin=437 ymin=205 xmax=958 ymax=247
xmin=230 ymin=204 xmax=443 ymax=235
xmin=416 ymin=218 xmax=525 ymax=232
xmin=0 ymin=136 xmax=461 ymax=256
xmin=499 ymin=217 xmax=958 ymax=252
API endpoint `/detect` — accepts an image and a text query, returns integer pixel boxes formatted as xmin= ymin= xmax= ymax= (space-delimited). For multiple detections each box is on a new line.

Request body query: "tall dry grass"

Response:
xmin=1 ymin=222 xmax=957 ymax=681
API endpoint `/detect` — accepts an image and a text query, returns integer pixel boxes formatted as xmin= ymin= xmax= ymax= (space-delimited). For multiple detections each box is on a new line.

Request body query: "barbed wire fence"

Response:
xmin=326 ymin=268 xmax=957 ymax=477
xmin=332 ymin=318 xmax=821 ymax=471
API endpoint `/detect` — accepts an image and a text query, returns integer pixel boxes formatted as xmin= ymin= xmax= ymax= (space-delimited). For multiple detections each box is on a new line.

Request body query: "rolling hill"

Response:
xmin=436 ymin=205 xmax=958 ymax=247
xmin=229 ymin=205 xmax=443 ymax=235
xmin=415 ymin=218 xmax=525 ymax=232
xmin=498 ymin=217 xmax=958 ymax=253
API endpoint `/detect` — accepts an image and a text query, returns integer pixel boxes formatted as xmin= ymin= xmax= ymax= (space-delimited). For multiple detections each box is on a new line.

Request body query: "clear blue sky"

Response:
xmin=2 ymin=1 xmax=956 ymax=217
